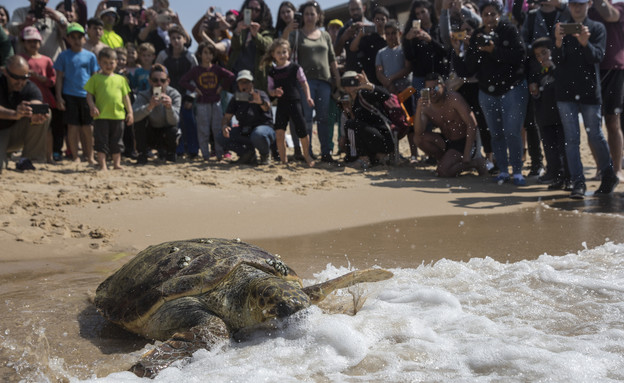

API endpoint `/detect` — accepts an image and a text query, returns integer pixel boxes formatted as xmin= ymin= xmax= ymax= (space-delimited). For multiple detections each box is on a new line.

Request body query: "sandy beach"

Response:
xmin=0 ymin=137 xmax=623 ymax=381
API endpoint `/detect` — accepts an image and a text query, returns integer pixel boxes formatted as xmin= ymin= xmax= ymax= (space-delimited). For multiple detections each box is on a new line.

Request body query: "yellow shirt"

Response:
xmin=84 ymin=73 xmax=130 ymax=120
xmin=101 ymin=29 xmax=124 ymax=49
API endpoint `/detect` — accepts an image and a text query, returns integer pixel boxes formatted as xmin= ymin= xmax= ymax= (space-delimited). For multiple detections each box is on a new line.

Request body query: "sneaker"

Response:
xmin=53 ymin=152 xmax=63 ymax=162
xmin=527 ymin=164 xmax=544 ymax=177
xmin=513 ymin=174 xmax=527 ymax=186
xmin=594 ymin=173 xmax=619 ymax=194
xmin=547 ymin=177 xmax=566 ymax=190
xmin=320 ymin=154 xmax=338 ymax=163
xmin=137 ymin=154 xmax=148 ymax=165
xmin=235 ymin=150 xmax=257 ymax=165
xmin=16 ymin=158 xmax=36 ymax=171
xmin=537 ymin=172 xmax=556 ymax=184
xmin=259 ymin=153 xmax=271 ymax=165
xmin=223 ymin=152 xmax=232 ymax=159
xmin=570 ymin=181 xmax=586 ymax=199
xmin=494 ymin=172 xmax=510 ymax=184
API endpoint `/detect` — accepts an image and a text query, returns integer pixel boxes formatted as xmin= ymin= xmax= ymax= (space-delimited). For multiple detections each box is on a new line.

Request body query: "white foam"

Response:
xmin=75 ymin=242 xmax=624 ymax=383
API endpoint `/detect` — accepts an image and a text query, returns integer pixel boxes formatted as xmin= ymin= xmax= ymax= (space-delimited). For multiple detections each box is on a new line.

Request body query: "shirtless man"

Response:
xmin=414 ymin=73 xmax=487 ymax=177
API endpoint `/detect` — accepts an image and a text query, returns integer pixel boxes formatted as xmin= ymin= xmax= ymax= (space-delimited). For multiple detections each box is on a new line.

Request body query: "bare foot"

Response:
xmin=113 ymin=165 xmax=124 ymax=170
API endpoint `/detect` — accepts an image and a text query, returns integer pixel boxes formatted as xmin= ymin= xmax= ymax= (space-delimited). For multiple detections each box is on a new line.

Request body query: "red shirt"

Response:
xmin=20 ymin=53 xmax=56 ymax=108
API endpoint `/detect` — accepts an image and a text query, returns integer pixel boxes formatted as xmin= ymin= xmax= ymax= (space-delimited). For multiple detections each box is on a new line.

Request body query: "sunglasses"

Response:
xmin=6 ymin=68 xmax=30 ymax=80
xmin=150 ymin=77 xmax=168 ymax=83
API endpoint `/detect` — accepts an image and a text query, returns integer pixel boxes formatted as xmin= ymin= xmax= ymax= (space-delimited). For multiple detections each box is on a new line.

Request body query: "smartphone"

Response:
xmin=153 ymin=86 xmax=162 ymax=99
xmin=420 ymin=88 xmax=430 ymax=103
xmin=451 ymin=30 xmax=466 ymax=40
xmin=363 ymin=25 xmax=376 ymax=34
xmin=412 ymin=19 xmax=421 ymax=31
xmin=243 ymin=8 xmax=252 ymax=25
xmin=107 ymin=0 xmax=123 ymax=9
xmin=560 ymin=23 xmax=582 ymax=34
xmin=293 ymin=12 xmax=302 ymax=25
xmin=30 ymin=103 xmax=50 ymax=114
xmin=156 ymin=13 xmax=172 ymax=24
xmin=235 ymin=91 xmax=253 ymax=102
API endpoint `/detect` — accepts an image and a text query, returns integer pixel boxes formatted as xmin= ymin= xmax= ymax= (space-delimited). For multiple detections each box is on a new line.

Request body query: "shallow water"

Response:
xmin=1 ymin=206 xmax=623 ymax=382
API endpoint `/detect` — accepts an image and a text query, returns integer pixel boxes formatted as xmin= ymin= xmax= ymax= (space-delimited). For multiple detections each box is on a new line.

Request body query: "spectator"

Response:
xmin=97 ymin=6 xmax=124 ymax=49
xmin=0 ymin=5 xmax=14 ymax=65
xmin=84 ymin=47 xmax=133 ymax=171
xmin=289 ymin=1 xmax=341 ymax=162
xmin=115 ymin=6 xmax=143 ymax=45
xmin=139 ymin=7 xmax=190 ymax=56
xmin=54 ymin=22 xmax=99 ymax=164
xmin=132 ymin=63 xmax=181 ymax=164
xmin=9 ymin=0 xmax=69 ymax=61
xmin=452 ymin=1 xmax=528 ymax=186
xmin=263 ymin=38 xmax=315 ymax=166
xmin=84 ymin=17 xmax=107 ymax=55
xmin=334 ymin=0 xmax=369 ymax=73
xmin=227 ymin=0 xmax=274 ymax=92
xmin=192 ymin=7 xmax=233 ymax=64
xmin=273 ymin=1 xmax=298 ymax=39
xmin=219 ymin=69 xmax=275 ymax=165
xmin=341 ymin=71 xmax=395 ymax=166
xmin=179 ymin=42 xmax=234 ymax=161
xmin=0 ymin=55 xmax=50 ymax=172
xmin=528 ymin=37 xmax=569 ymax=189
xmin=439 ymin=0 xmax=481 ymax=49
xmin=403 ymin=0 xmax=450 ymax=95
xmin=589 ymin=0 xmax=624 ymax=182
xmin=413 ymin=73 xmax=487 ymax=177
xmin=155 ymin=24 xmax=199 ymax=159
xmin=553 ymin=0 xmax=619 ymax=197
xmin=129 ymin=41 xmax=155 ymax=92
xmin=350 ymin=6 xmax=389 ymax=86
xmin=19 ymin=26 xmax=56 ymax=163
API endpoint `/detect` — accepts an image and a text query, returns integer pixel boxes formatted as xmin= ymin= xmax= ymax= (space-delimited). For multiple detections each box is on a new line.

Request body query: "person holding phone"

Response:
xmin=0 ymin=55 xmax=50 ymax=172
xmin=350 ymin=6 xmax=389 ymax=86
xmin=552 ymin=0 xmax=619 ymax=198
xmin=219 ymin=69 xmax=275 ymax=165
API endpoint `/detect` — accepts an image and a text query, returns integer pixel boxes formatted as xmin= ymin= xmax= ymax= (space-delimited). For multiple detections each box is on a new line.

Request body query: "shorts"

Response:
xmin=600 ymin=69 xmax=624 ymax=115
xmin=93 ymin=119 xmax=124 ymax=154
xmin=63 ymin=95 xmax=93 ymax=126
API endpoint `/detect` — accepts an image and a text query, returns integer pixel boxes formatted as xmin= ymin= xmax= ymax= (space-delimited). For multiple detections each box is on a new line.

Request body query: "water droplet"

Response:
xmin=488 ymin=85 xmax=495 ymax=92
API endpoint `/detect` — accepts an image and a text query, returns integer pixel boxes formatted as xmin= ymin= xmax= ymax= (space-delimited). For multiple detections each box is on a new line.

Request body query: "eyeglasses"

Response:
xmin=150 ymin=77 xmax=167 ymax=83
xmin=6 ymin=68 xmax=30 ymax=80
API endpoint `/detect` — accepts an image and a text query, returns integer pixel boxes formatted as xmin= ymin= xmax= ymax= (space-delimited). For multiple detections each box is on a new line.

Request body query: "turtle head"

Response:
xmin=245 ymin=275 xmax=311 ymax=324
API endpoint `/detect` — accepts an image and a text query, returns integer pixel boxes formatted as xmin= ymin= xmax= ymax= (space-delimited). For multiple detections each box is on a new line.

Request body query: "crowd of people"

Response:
xmin=0 ymin=0 xmax=622 ymax=199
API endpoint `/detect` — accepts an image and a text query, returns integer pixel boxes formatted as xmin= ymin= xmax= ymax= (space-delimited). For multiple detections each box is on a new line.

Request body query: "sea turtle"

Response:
xmin=94 ymin=238 xmax=393 ymax=377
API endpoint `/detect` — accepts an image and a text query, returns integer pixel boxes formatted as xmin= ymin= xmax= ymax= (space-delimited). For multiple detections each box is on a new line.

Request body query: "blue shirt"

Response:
xmin=53 ymin=49 xmax=99 ymax=98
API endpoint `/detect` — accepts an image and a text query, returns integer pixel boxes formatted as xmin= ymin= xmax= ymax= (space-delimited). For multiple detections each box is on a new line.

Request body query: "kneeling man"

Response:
xmin=414 ymin=73 xmax=486 ymax=177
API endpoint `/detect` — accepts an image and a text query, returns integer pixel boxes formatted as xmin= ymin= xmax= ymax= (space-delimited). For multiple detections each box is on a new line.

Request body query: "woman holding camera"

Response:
xmin=341 ymin=71 xmax=395 ymax=167
xmin=288 ymin=1 xmax=341 ymax=162
xmin=452 ymin=0 xmax=528 ymax=185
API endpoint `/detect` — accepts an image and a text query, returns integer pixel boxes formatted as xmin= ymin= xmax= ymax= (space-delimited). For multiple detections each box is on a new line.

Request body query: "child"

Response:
xmin=529 ymin=37 xmax=569 ymax=189
xmin=155 ymin=25 xmax=199 ymax=159
xmin=262 ymin=38 xmax=315 ymax=166
xmin=19 ymin=26 xmax=56 ymax=163
xmin=125 ymin=42 xmax=139 ymax=73
xmin=179 ymin=42 xmax=234 ymax=161
xmin=84 ymin=48 xmax=133 ymax=171
xmin=84 ymin=17 xmax=108 ymax=56
xmin=129 ymin=42 xmax=156 ymax=93
xmin=114 ymin=47 xmax=128 ymax=75
xmin=54 ymin=22 xmax=99 ymax=164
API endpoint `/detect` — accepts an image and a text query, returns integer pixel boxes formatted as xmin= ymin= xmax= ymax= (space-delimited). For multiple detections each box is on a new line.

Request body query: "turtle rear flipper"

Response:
xmin=130 ymin=299 xmax=229 ymax=378
xmin=303 ymin=269 xmax=393 ymax=304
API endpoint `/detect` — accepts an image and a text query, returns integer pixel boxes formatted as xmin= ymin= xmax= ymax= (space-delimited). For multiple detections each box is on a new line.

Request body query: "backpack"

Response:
xmin=358 ymin=91 xmax=411 ymax=140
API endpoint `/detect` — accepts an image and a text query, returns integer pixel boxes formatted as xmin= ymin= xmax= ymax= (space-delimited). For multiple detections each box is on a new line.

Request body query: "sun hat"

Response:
xmin=22 ymin=26 xmax=42 ymax=41
xmin=236 ymin=69 xmax=254 ymax=82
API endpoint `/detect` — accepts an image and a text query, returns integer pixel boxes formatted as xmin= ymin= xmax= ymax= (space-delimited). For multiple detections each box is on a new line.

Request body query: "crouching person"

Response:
xmin=132 ymin=64 xmax=181 ymax=164
xmin=0 ymin=55 xmax=50 ymax=172
xmin=414 ymin=73 xmax=487 ymax=177
xmin=219 ymin=70 xmax=276 ymax=166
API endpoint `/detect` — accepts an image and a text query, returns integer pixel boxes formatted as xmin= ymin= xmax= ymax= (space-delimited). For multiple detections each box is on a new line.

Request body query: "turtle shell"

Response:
xmin=94 ymin=238 xmax=300 ymax=327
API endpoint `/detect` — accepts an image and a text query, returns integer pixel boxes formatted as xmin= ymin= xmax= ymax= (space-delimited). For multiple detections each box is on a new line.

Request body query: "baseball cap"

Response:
xmin=22 ymin=26 xmax=42 ymax=41
xmin=99 ymin=7 xmax=119 ymax=19
xmin=66 ymin=22 xmax=85 ymax=35
xmin=328 ymin=19 xmax=344 ymax=28
xmin=236 ymin=69 xmax=254 ymax=82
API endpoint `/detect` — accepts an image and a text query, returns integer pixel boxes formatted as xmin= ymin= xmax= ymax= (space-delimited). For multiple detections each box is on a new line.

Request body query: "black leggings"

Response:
xmin=274 ymin=99 xmax=307 ymax=138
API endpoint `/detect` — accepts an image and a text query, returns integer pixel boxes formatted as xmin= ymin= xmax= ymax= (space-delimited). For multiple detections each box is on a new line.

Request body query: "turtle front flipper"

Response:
xmin=303 ymin=269 xmax=393 ymax=304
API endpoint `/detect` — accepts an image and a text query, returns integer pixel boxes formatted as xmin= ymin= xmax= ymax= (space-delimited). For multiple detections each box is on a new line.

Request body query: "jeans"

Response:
xmin=217 ymin=124 xmax=275 ymax=156
xmin=176 ymin=106 xmax=199 ymax=156
xmin=302 ymin=79 xmax=332 ymax=156
xmin=478 ymin=81 xmax=528 ymax=175
xmin=196 ymin=102 xmax=223 ymax=159
xmin=556 ymin=101 xmax=613 ymax=183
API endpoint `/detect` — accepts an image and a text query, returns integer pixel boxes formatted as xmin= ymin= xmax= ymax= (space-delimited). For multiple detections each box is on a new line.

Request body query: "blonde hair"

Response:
xmin=261 ymin=38 xmax=291 ymax=68
xmin=137 ymin=42 xmax=156 ymax=55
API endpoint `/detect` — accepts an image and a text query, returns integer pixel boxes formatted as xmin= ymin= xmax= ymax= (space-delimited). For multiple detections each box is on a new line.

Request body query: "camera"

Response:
xmin=235 ymin=91 xmax=254 ymax=102
xmin=107 ymin=0 xmax=123 ymax=9
xmin=31 ymin=103 xmax=50 ymax=115
xmin=476 ymin=33 xmax=494 ymax=47
xmin=293 ymin=12 xmax=302 ymax=25
xmin=420 ymin=88 xmax=430 ymax=103
xmin=341 ymin=76 xmax=359 ymax=88
xmin=33 ymin=0 xmax=47 ymax=19
xmin=560 ymin=23 xmax=582 ymax=34
xmin=362 ymin=25 xmax=376 ymax=34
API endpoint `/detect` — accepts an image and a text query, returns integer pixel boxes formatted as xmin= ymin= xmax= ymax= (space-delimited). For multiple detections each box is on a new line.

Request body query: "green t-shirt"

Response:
xmin=84 ymin=73 xmax=130 ymax=120
xmin=101 ymin=29 xmax=124 ymax=49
